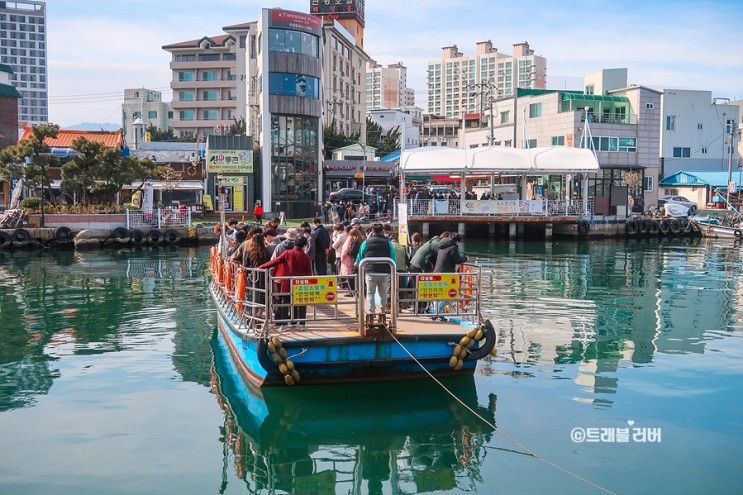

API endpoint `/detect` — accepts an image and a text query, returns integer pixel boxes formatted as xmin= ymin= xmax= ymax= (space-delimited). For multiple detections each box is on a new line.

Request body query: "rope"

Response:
xmin=384 ymin=327 xmax=617 ymax=495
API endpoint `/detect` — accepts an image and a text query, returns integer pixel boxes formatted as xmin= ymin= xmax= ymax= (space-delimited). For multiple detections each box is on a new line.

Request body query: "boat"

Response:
xmin=208 ymin=243 xmax=496 ymax=387
xmin=691 ymin=215 xmax=743 ymax=239
xmin=210 ymin=329 xmax=497 ymax=494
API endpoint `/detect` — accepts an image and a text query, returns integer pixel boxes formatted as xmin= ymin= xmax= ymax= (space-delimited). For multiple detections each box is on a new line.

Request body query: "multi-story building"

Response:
xmin=0 ymin=62 xmax=21 ymax=207
xmin=465 ymin=69 xmax=661 ymax=212
xmin=368 ymin=107 xmax=422 ymax=150
xmin=427 ymin=40 xmax=546 ymax=118
xmin=0 ymin=0 xmax=47 ymax=124
xmin=659 ymin=89 xmax=738 ymax=177
xmin=121 ymin=88 xmax=173 ymax=149
xmin=365 ymin=61 xmax=415 ymax=110
xmin=420 ymin=114 xmax=462 ymax=148
xmin=322 ymin=20 xmax=369 ymax=137
xmin=162 ymin=34 xmax=240 ymax=140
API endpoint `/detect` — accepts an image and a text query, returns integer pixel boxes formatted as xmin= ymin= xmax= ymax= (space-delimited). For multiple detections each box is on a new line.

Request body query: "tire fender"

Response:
xmin=466 ymin=320 xmax=497 ymax=361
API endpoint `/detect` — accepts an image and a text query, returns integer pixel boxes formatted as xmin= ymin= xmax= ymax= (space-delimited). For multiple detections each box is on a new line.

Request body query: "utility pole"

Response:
xmin=728 ymin=122 xmax=738 ymax=206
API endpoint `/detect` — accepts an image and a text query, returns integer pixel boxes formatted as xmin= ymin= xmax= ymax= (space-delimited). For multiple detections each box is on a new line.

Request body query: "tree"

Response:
xmin=323 ymin=119 xmax=361 ymax=159
xmin=146 ymin=124 xmax=176 ymax=142
xmin=0 ymin=124 xmax=60 ymax=190
xmin=229 ymin=117 xmax=247 ymax=136
xmin=366 ymin=117 xmax=400 ymax=156
xmin=365 ymin=116 xmax=384 ymax=149
xmin=61 ymin=137 xmax=106 ymax=205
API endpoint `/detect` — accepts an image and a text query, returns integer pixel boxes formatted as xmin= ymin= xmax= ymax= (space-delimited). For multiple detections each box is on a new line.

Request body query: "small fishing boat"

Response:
xmin=208 ymin=244 xmax=496 ymax=388
xmin=210 ymin=329 xmax=496 ymax=493
xmin=691 ymin=216 xmax=743 ymax=239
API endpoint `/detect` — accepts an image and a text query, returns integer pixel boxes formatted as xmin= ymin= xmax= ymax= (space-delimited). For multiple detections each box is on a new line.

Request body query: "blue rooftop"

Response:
xmin=379 ymin=150 xmax=401 ymax=162
xmin=660 ymin=171 xmax=743 ymax=191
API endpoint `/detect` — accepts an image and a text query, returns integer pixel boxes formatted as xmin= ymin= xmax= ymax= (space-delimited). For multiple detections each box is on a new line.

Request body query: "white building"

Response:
xmin=660 ymin=89 xmax=738 ymax=177
xmin=121 ymin=88 xmax=173 ymax=149
xmin=0 ymin=0 xmax=47 ymax=124
xmin=365 ymin=61 xmax=415 ymax=110
xmin=427 ymin=41 xmax=547 ymax=118
xmin=368 ymin=107 xmax=422 ymax=149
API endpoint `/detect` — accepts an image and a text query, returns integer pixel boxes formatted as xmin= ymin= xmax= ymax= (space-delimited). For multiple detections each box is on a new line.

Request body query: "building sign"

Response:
xmin=398 ymin=203 xmax=409 ymax=246
xmin=292 ymin=276 xmax=337 ymax=305
xmin=310 ymin=0 xmax=365 ymax=26
xmin=461 ymin=200 xmax=545 ymax=215
xmin=207 ymin=150 xmax=253 ymax=174
xmin=271 ymin=9 xmax=323 ymax=36
xmin=218 ymin=176 xmax=245 ymax=185
xmin=417 ymin=275 xmax=460 ymax=301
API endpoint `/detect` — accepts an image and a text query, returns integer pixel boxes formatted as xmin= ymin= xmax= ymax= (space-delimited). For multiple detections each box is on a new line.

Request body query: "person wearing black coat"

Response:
xmin=432 ymin=234 xmax=468 ymax=320
xmin=312 ymin=218 xmax=330 ymax=275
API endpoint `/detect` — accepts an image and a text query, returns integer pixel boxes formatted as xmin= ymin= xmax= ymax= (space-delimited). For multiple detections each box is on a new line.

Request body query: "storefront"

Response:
xmin=206 ymin=135 xmax=254 ymax=212
xmin=323 ymin=160 xmax=396 ymax=197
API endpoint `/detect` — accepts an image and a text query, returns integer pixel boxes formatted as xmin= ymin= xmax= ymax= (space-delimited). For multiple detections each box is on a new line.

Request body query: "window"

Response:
xmin=174 ymin=54 xmax=196 ymax=62
xmin=179 ymin=90 xmax=194 ymax=101
xmin=268 ymin=28 xmax=319 ymax=58
xmin=551 ymin=136 xmax=565 ymax=146
xmin=179 ymin=110 xmax=195 ymax=121
xmin=178 ymin=71 xmax=194 ymax=82
xmin=500 ymin=110 xmax=510 ymax=124
xmin=665 ymin=115 xmax=676 ymax=131
xmin=222 ymin=53 xmax=236 ymax=61
xmin=592 ymin=136 xmax=637 ymax=152
xmin=585 ymin=84 xmax=594 ymax=95
xmin=524 ymin=139 xmax=537 ymax=148
xmin=529 ymin=102 xmax=542 ymax=118
xmin=726 ymin=119 xmax=736 ymax=134
xmin=618 ymin=137 xmax=637 ymax=152
xmin=167 ymin=111 xmax=173 ymax=119
xmin=268 ymin=72 xmax=320 ymax=99
xmin=202 ymin=70 xmax=218 ymax=81
xmin=202 ymin=90 xmax=218 ymax=101
xmin=132 ymin=111 xmax=141 ymax=119
xmin=645 ymin=103 xmax=655 ymax=109
xmin=203 ymin=110 xmax=219 ymax=120
xmin=198 ymin=53 xmax=219 ymax=61
xmin=672 ymin=147 xmax=691 ymax=158
xmin=644 ymin=176 xmax=654 ymax=192
xmin=147 ymin=110 xmax=157 ymax=119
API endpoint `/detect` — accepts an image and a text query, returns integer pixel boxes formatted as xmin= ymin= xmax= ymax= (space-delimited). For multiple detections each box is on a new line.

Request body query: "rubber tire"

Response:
xmin=12 ymin=228 xmax=31 ymax=243
xmin=129 ymin=229 xmax=145 ymax=245
xmin=625 ymin=220 xmax=639 ymax=235
xmin=0 ymin=231 xmax=11 ymax=249
xmin=735 ymin=229 xmax=743 ymax=239
xmin=659 ymin=220 xmax=670 ymax=235
xmin=639 ymin=220 xmax=650 ymax=234
xmin=466 ymin=320 xmax=497 ymax=361
xmin=146 ymin=229 xmax=162 ymax=244
xmin=111 ymin=227 xmax=129 ymax=239
xmin=669 ymin=219 xmax=682 ymax=235
xmin=163 ymin=229 xmax=180 ymax=244
xmin=577 ymin=220 xmax=590 ymax=235
xmin=649 ymin=221 xmax=660 ymax=235
xmin=54 ymin=226 xmax=72 ymax=242
xmin=679 ymin=218 xmax=690 ymax=230
xmin=257 ymin=338 xmax=285 ymax=381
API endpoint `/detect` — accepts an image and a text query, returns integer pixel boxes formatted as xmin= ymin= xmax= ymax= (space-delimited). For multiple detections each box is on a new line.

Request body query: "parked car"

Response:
xmin=328 ymin=188 xmax=364 ymax=202
xmin=428 ymin=185 xmax=459 ymax=197
xmin=657 ymin=195 xmax=697 ymax=212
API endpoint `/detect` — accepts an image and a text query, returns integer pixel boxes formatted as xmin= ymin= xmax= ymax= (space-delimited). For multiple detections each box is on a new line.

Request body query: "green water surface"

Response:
xmin=0 ymin=240 xmax=741 ymax=494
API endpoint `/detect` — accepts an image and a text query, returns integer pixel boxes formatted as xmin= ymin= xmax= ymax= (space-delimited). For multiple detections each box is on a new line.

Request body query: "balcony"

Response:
xmin=580 ymin=112 xmax=639 ymax=125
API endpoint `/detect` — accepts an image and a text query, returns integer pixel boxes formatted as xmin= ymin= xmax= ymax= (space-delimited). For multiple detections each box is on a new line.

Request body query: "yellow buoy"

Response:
xmin=278 ymin=363 xmax=288 ymax=375
xmin=467 ymin=329 xmax=477 ymax=339
xmin=271 ymin=353 xmax=283 ymax=364
xmin=285 ymin=360 xmax=295 ymax=371
xmin=474 ymin=329 xmax=484 ymax=341
xmin=453 ymin=345 xmax=463 ymax=358
xmin=271 ymin=336 xmax=282 ymax=348
xmin=267 ymin=342 xmax=276 ymax=353
xmin=459 ymin=336 xmax=471 ymax=347
xmin=279 ymin=347 xmax=288 ymax=359
xmin=449 ymin=355 xmax=459 ymax=369
xmin=284 ymin=374 xmax=295 ymax=386
xmin=454 ymin=359 xmax=464 ymax=371
xmin=291 ymin=370 xmax=300 ymax=383
xmin=490 ymin=345 xmax=498 ymax=357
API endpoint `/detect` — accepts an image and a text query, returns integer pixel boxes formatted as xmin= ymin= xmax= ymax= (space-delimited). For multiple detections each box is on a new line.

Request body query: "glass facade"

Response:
xmin=268 ymin=28 xmax=319 ymax=57
xmin=270 ymin=115 xmax=319 ymax=217
xmin=268 ymin=73 xmax=320 ymax=99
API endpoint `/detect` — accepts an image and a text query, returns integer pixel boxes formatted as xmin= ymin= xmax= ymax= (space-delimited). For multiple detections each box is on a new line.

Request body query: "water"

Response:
xmin=0 ymin=240 xmax=742 ymax=494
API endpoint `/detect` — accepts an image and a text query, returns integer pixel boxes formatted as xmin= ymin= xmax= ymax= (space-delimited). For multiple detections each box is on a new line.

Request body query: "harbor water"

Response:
xmin=0 ymin=240 xmax=741 ymax=494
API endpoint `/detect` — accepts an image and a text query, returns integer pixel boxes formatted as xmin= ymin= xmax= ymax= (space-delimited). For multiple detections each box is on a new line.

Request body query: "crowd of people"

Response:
xmin=216 ymin=215 xmax=468 ymax=324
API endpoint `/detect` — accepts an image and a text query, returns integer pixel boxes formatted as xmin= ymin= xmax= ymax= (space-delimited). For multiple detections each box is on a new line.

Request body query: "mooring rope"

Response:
xmin=384 ymin=327 xmax=617 ymax=495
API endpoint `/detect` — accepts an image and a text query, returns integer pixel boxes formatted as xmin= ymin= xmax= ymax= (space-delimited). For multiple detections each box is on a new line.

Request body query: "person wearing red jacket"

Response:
xmin=254 ymin=201 xmax=265 ymax=224
xmin=259 ymin=236 xmax=312 ymax=325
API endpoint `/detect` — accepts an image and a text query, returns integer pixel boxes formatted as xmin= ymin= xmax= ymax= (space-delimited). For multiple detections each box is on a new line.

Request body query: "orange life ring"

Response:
xmin=235 ymin=269 xmax=247 ymax=312
xmin=458 ymin=265 xmax=474 ymax=311
xmin=224 ymin=262 xmax=234 ymax=292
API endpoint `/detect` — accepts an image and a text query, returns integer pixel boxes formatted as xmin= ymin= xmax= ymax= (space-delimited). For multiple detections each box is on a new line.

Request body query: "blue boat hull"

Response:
xmin=213 ymin=289 xmax=478 ymax=387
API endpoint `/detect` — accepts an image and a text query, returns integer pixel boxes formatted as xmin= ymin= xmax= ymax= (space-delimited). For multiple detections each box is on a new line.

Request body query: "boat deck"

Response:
xmin=262 ymin=299 xmax=473 ymax=343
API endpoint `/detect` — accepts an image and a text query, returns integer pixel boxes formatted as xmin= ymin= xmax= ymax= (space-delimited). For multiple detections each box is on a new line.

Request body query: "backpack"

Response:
xmin=349 ymin=240 xmax=361 ymax=258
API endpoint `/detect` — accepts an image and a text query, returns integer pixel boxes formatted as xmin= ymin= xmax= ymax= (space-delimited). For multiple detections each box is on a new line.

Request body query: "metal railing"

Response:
xmin=268 ymin=273 xmax=359 ymax=328
xmin=212 ymin=262 xmax=271 ymax=335
xmin=357 ymin=257 xmax=399 ymax=334
xmin=126 ymin=207 xmax=192 ymax=229
xmin=408 ymin=199 xmax=594 ymax=217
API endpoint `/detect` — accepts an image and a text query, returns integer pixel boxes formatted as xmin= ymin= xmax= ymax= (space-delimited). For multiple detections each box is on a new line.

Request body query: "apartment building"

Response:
xmin=465 ymin=69 xmax=661 ymax=212
xmin=365 ymin=61 xmax=415 ymax=110
xmin=0 ymin=0 xmax=47 ymax=124
xmin=162 ymin=34 xmax=241 ymax=140
xmin=427 ymin=40 xmax=546 ymax=118
xmin=121 ymin=88 xmax=173 ymax=149
xmin=368 ymin=107 xmax=422 ymax=149
xmin=323 ymin=20 xmax=369 ymax=137
xmin=660 ymin=89 xmax=738 ymax=177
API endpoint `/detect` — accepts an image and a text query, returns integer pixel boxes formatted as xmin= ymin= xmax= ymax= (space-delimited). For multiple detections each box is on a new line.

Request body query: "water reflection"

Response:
xmin=210 ymin=331 xmax=497 ymax=494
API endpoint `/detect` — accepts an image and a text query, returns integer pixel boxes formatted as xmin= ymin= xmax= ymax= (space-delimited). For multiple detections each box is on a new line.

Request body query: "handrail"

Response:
xmin=356 ymin=257 xmax=398 ymax=334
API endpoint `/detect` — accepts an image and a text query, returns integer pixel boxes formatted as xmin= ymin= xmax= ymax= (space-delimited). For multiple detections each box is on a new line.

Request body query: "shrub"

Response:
xmin=20 ymin=197 xmax=46 ymax=211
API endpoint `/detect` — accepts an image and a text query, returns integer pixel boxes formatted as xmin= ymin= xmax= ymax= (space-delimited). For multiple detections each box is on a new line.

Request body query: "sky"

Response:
xmin=46 ymin=0 xmax=743 ymax=126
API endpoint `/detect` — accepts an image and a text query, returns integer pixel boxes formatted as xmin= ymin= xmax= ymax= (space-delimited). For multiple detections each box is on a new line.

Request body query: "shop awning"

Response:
xmin=121 ymin=180 xmax=205 ymax=191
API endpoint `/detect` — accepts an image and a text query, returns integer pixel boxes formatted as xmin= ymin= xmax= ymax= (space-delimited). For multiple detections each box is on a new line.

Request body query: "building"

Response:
xmin=366 ymin=61 xmax=415 ymax=110
xmin=659 ymin=89 xmax=738 ymax=178
xmin=427 ymin=41 xmax=546 ymax=118
xmin=0 ymin=0 xmax=46 ymax=124
xmin=121 ymin=88 xmax=173 ymax=149
xmin=255 ymin=8 xmax=324 ymax=218
xmin=322 ymin=20 xmax=369 ymax=138
xmin=162 ymin=33 xmax=240 ymax=140
xmin=0 ymin=62 xmax=21 ymax=207
xmin=368 ymin=107 xmax=422 ymax=149
xmin=659 ymin=171 xmax=743 ymax=208
xmin=465 ymin=69 xmax=662 ymax=213
xmin=421 ymin=114 xmax=462 ymax=148
xmin=309 ymin=0 xmax=365 ymax=49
